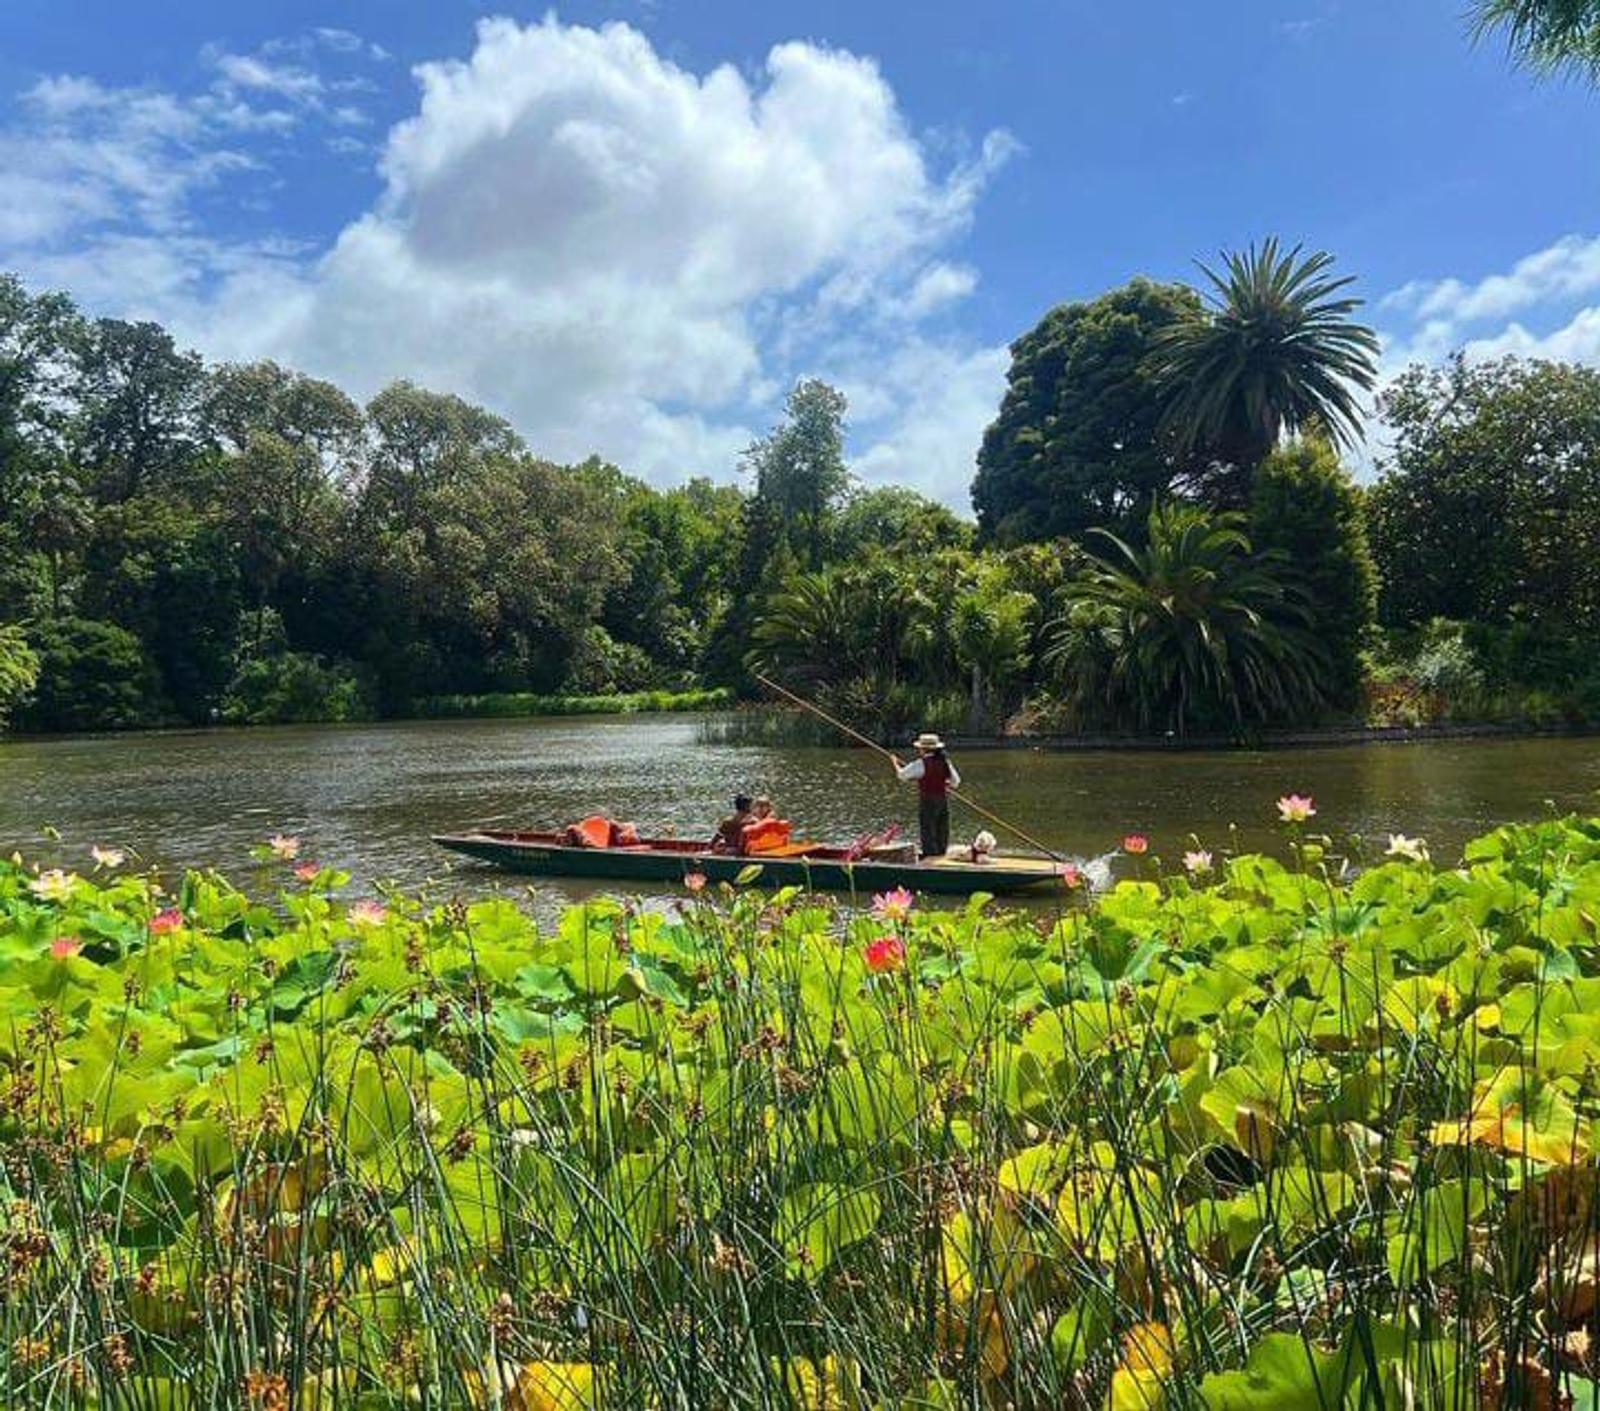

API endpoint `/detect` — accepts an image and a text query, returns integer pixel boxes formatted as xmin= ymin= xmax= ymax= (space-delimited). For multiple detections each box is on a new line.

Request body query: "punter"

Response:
xmin=892 ymin=732 xmax=961 ymax=859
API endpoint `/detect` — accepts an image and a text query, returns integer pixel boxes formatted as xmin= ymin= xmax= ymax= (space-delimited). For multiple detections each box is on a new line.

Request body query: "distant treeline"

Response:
xmin=4 ymin=246 xmax=1600 ymax=741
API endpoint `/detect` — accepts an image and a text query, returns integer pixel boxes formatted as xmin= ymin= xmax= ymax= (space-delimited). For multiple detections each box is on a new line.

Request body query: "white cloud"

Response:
xmin=1382 ymin=234 xmax=1600 ymax=329
xmin=1379 ymin=235 xmax=1600 ymax=373
xmin=212 ymin=52 xmax=324 ymax=103
xmin=846 ymin=340 xmax=1009 ymax=506
xmin=0 ymin=17 xmax=1012 ymax=505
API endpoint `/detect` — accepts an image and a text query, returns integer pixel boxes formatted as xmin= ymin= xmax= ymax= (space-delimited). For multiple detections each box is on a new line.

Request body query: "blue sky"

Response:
xmin=1 ymin=1 xmax=1595 ymax=505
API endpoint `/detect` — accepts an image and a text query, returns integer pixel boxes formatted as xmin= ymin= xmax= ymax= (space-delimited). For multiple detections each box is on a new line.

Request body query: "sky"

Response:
xmin=0 ymin=1 xmax=1596 ymax=508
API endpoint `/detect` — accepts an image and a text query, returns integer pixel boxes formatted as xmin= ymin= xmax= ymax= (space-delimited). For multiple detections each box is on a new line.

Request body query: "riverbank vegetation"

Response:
xmin=2 ymin=239 xmax=1597 ymax=741
xmin=6 ymin=811 xmax=1600 ymax=1405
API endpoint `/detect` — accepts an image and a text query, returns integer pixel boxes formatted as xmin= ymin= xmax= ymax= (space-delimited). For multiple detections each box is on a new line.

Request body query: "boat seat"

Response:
xmin=750 ymin=841 xmax=823 ymax=858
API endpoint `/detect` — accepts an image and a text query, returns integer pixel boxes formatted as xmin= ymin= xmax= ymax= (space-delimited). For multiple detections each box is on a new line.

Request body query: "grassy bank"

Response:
xmin=6 ymin=816 xmax=1600 ymax=1405
xmin=411 ymin=686 xmax=734 ymax=720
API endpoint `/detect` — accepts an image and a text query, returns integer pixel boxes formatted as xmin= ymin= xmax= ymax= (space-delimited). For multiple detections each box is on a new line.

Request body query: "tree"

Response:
xmin=1045 ymin=504 xmax=1327 ymax=735
xmin=832 ymin=486 xmax=973 ymax=559
xmin=0 ymin=623 xmax=39 ymax=731
xmin=1471 ymin=0 xmax=1600 ymax=80
xmin=1249 ymin=438 xmax=1376 ymax=711
xmin=70 ymin=319 xmax=208 ymax=503
xmin=746 ymin=561 xmax=930 ymax=693
xmin=360 ymin=381 xmax=523 ymax=528
xmin=743 ymin=380 xmax=852 ymax=570
xmin=1367 ymin=355 xmax=1600 ymax=634
xmin=1147 ymin=241 xmax=1380 ymax=503
xmin=949 ymin=565 xmax=1033 ymax=730
xmin=973 ymin=279 xmax=1204 ymax=544
xmin=16 ymin=616 xmax=164 ymax=731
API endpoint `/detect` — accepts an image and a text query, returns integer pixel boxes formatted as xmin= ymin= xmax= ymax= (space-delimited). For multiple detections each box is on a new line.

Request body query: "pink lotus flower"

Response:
xmin=348 ymin=899 xmax=388 ymax=927
xmin=50 ymin=936 xmax=82 ymax=960
xmin=1122 ymin=834 xmax=1149 ymax=856
xmin=1277 ymin=794 xmax=1316 ymax=824
xmin=864 ymin=935 xmax=906 ymax=974
xmin=268 ymin=834 xmax=300 ymax=861
xmin=149 ymin=908 xmax=183 ymax=935
xmin=1058 ymin=862 xmax=1084 ymax=889
xmin=872 ymin=886 xmax=915 ymax=922
xmin=90 ymin=845 xmax=124 ymax=870
xmin=294 ymin=862 xmax=320 ymax=883
xmin=1183 ymin=849 xmax=1213 ymax=876
xmin=683 ymin=871 xmax=707 ymax=894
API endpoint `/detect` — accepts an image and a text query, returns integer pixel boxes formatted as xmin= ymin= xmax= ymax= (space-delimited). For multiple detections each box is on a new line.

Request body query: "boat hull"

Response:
xmin=431 ymin=831 xmax=1062 ymax=896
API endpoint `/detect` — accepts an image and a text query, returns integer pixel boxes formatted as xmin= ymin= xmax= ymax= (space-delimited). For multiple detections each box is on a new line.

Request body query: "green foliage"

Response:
xmin=1471 ymin=0 xmax=1600 ymax=78
xmin=0 ymin=622 xmax=39 ymax=730
xmin=6 ymin=814 xmax=1600 ymax=1402
xmin=1147 ymin=240 xmax=1380 ymax=499
xmin=1046 ymin=503 xmax=1327 ymax=734
xmin=949 ymin=563 xmax=1034 ymax=730
xmin=1369 ymin=355 xmax=1600 ymax=635
xmin=832 ymin=485 xmax=973 ymax=558
xmin=1365 ymin=618 xmax=1600 ymax=726
xmin=416 ymin=686 xmax=733 ymax=718
xmin=16 ymin=614 xmax=164 ymax=731
xmin=1249 ymin=438 xmax=1376 ymax=711
xmin=743 ymin=379 xmax=853 ymax=570
xmin=221 ymin=650 xmax=372 ymax=725
xmin=973 ymin=278 xmax=1204 ymax=544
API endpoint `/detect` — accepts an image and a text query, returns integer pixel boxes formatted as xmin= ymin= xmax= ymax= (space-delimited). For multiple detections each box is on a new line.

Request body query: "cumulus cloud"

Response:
xmin=0 ymin=16 xmax=1014 ymax=505
xmin=1378 ymin=234 xmax=1600 ymax=374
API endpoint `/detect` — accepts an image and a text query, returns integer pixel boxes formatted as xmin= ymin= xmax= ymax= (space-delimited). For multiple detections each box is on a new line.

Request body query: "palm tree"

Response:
xmin=949 ymin=571 xmax=1033 ymax=731
xmin=1045 ymin=503 xmax=1327 ymax=735
xmin=1147 ymin=240 xmax=1379 ymax=501
xmin=1471 ymin=0 xmax=1600 ymax=80
xmin=746 ymin=563 xmax=931 ymax=692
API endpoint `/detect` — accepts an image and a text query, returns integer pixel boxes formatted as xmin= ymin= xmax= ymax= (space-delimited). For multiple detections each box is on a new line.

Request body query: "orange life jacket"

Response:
xmin=566 ymin=815 xmax=613 ymax=849
xmin=740 ymin=818 xmax=793 ymax=854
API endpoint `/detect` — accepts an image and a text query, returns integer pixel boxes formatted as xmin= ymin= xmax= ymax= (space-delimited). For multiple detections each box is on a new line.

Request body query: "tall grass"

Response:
xmin=414 ymin=688 xmax=734 ymax=721
xmin=2 ymin=818 xmax=1599 ymax=1406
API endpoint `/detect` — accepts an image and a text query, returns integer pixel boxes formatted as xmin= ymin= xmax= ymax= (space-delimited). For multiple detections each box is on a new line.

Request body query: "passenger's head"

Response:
xmin=734 ymin=794 xmax=753 ymax=814
xmin=752 ymin=795 xmax=773 ymax=819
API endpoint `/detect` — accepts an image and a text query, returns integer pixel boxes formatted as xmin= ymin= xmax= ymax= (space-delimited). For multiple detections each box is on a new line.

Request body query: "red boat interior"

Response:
xmin=477 ymin=830 xmax=857 ymax=860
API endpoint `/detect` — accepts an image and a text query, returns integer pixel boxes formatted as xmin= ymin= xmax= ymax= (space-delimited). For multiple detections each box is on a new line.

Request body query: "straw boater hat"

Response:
xmin=913 ymin=732 xmax=946 ymax=752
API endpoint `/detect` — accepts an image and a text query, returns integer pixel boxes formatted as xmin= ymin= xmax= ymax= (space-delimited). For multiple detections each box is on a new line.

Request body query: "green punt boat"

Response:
xmin=431 ymin=830 xmax=1064 ymax=896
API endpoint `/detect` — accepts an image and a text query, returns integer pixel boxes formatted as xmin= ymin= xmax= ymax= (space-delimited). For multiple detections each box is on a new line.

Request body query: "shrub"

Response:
xmin=15 ymin=615 xmax=164 ymax=731
xmin=221 ymin=650 xmax=373 ymax=725
xmin=0 ymin=623 xmax=39 ymax=731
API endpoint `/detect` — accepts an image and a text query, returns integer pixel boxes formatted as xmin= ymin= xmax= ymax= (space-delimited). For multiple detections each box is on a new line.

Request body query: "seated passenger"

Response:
xmin=741 ymin=802 xmax=793 ymax=854
xmin=711 ymin=794 xmax=754 ymax=853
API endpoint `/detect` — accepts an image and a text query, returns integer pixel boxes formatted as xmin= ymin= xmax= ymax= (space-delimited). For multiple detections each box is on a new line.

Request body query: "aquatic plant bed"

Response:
xmin=6 ymin=818 xmax=1600 ymax=1406
xmin=414 ymin=687 xmax=733 ymax=720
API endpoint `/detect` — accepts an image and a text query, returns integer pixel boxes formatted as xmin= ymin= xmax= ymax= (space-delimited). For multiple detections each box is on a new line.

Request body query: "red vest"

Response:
xmin=918 ymin=755 xmax=952 ymax=799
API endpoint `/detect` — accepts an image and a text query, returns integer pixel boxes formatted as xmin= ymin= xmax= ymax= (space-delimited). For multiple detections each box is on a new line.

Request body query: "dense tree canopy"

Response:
xmin=1368 ymin=355 xmax=1600 ymax=635
xmin=972 ymin=279 xmax=1203 ymax=544
xmin=1249 ymin=438 xmax=1376 ymax=712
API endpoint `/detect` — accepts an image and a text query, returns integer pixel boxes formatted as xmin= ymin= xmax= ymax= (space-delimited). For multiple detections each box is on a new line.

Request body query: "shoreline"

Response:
xmin=4 ymin=703 xmax=1597 ymax=752
xmin=943 ymin=719 xmax=1600 ymax=753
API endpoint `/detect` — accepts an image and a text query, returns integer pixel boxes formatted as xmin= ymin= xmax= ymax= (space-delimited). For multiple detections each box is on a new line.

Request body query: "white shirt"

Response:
xmin=896 ymin=756 xmax=960 ymax=787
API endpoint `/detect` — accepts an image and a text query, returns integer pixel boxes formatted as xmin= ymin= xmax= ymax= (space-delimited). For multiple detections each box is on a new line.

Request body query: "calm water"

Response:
xmin=3 ymin=715 xmax=1600 ymax=909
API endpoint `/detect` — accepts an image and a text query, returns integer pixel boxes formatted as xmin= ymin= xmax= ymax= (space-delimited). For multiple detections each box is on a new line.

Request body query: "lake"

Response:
xmin=3 ymin=715 xmax=1599 ymax=911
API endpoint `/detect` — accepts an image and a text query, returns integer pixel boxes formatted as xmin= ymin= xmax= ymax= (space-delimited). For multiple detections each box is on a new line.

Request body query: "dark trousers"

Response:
xmin=918 ymin=796 xmax=950 ymax=859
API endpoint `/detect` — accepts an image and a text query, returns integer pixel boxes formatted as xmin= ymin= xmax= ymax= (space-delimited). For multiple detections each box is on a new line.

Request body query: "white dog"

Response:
xmin=949 ymin=830 xmax=998 ymax=864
